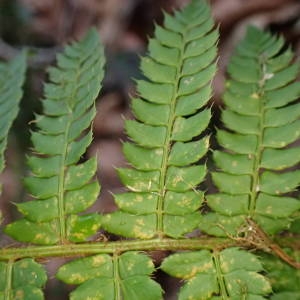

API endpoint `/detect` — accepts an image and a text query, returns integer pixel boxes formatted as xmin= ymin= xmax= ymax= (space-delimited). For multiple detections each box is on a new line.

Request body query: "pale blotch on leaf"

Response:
xmin=183 ymin=77 xmax=194 ymax=86
xmin=251 ymin=93 xmax=259 ymax=99
xmin=35 ymin=233 xmax=46 ymax=241
xmin=181 ymin=198 xmax=190 ymax=207
xmin=185 ymin=263 xmax=213 ymax=279
xmin=136 ymin=218 xmax=145 ymax=226
xmin=227 ymin=282 xmax=232 ymax=291
xmin=214 ymin=197 xmax=221 ymax=205
xmin=172 ymin=175 xmax=183 ymax=186
xmin=136 ymin=195 xmax=143 ymax=203
xmin=147 ymin=260 xmax=153 ymax=269
xmin=19 ymin=260 xmax=29 ymax=268
xmin=126 ymin=262 xmax=134 ymax=271
xmin=15 ymin=290 xmax=24 ymax=298
xmin=154 ymin=148 xmax=163 ymax=156
xmin=220 ymin=260 xmax=229 ymax=273
xmin=204 ymin=136 xmax=210 ymax=148
xmin=71 ymin=232 xmax=85 ymax=240
xmin=264 ymin=73 xmax=274 ymax=80
xmin=190 ymin=41 xmax=196 ymax=48
xmin=91 ymin=224 xmax=98 ymax=231
xmin=266 ymin=206 xmax=272 ymax=214
xmin=69 ymin=273 xmax=85 ymax=283
xmin=133 ymin=225 xmax=153 ymax=239
xmin=172 ymin=118 xmax=184 ymax=134
xmin=92 ymin=255 xmax=107 ymax=266
xmin=232 ymin=161 xmax=238 ymax=167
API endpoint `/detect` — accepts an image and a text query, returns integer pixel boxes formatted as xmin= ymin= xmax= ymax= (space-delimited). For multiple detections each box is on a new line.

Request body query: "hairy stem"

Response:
xmin=0 ymin=237 xmax=298 ymax=261
xmin=0 ymin=238 xmax=233 ymax=260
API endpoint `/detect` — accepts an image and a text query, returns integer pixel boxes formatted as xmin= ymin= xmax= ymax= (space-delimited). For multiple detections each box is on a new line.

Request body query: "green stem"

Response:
xmin=0 ymin=238 xmax=233 ymax=260
xmin=57 ymin=68 xmax=81 ymax=243
xmin=156 ymin=35 xmax=185 ymax=238
xmin=213 ymin=251 xmax=229 ymax=300
xmin=4 ymin=260 xmax=13 ymax=300
xmin=248 ymin=61 xmax=267 ymax=215
xmin=0 ymin=237 xmax=298 ymax=261
xmin=113 ymin=254 xmax=122 ymax=300
xmin=57 ymin=119 xmax=70 ymax=242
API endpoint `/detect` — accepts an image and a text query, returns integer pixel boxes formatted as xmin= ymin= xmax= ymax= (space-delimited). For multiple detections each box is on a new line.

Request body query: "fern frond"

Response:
xmin=261 ymin=251 xmax=300 ymax=300
xmin=263 ymin=252 xmax=300 ymax=299
xmin=161 ymin=247 xmax=271 ymax=299
xmin=57 ymin=251 xmax=162 ymax=299
xmin=0 ymin=52 xmax=26 ymax=189
xmin=200 ymin=26 xmax=300 ymax=236
xmin=4 ymin=29 xmax=105 ymax=244
xmin=102 ymin=0 xmax=218 ymax=239
xmin=0 ymin=258 xmax=47 ymax=299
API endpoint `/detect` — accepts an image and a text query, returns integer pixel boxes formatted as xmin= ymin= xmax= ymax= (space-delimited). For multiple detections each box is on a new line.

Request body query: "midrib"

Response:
xmin=57 ymin=68 xmax=81 ymax=243
xmin=3 ymin=260 xmax=13 ymax=300
xmin=156 ymin=26 xmax=189 ymax=238
xmin=249 ymin=57 xmax=268 ymax=216
xmin=213 ymin=251 xmax=229 ymax=300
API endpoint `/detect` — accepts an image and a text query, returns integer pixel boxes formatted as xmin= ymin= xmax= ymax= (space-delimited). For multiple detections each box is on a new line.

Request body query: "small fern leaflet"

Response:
xmin=57 ymin=251 xmax=162 ymax=300
xmin=161 ymin=247 xmax=271 ymax=299
xmin=102 ymin=0 xmax=218 ymax=239
xmin=0 ymin=258 xmax=47 ymax=300
xmin=262 ymin=252 xmax=300 ymax=299
xmin=4 ymin=29 xmax=105 ymax=244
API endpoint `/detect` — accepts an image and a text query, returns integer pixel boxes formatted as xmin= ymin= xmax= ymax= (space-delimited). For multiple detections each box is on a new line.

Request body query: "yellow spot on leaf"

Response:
xmin=92 ymin=255 xmax=106 ymax=266
xmin=232 ymin=161 xmax=238 ymax=167
xmin=15 ymin=290 xmax=24 ymax=298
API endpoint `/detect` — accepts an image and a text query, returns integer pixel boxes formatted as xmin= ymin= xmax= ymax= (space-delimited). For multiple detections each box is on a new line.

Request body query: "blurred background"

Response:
xmin=0 ymin=0 xmax=299 ymax=299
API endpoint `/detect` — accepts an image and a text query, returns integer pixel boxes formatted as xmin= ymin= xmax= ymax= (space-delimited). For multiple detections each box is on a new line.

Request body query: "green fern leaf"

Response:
xmin=0 ymin=52 xmax=26 ymax=188
xmin=0 ymin=258 xmax=47 ymax=299
xmin=4 ymin=29 xmax=105 ymax=244
xmin=57 ymin=251 xmax=162 ymax=300
xmin=262 ymin=251 xmax=300 ymax=298
xmin=271 ymin=293 xmax=300 ymax=300
xmin=161 ymin=247 xmax=271 ymax=299
xmin=200 ymin=26 xmax=300 ymax=236
xmin=102 ymin=0 xmax=218 ymax=239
